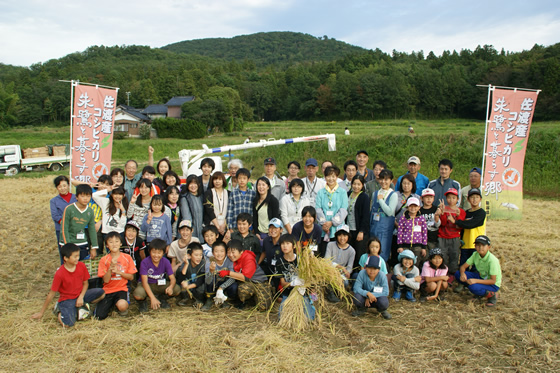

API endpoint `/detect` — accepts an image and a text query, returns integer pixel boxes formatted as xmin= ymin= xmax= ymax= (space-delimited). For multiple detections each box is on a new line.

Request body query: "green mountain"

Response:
xmin=161 ymin=32 xmax=367 ymax=66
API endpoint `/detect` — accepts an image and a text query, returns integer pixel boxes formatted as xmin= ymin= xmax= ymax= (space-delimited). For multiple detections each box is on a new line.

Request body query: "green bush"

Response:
xmin=152 ymin=118 xmax=206 ymax=139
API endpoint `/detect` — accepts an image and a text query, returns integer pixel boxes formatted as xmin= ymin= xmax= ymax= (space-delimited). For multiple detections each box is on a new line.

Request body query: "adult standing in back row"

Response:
xmin=355 ymin=150 xmax=375 ymax=183
xmin=427 ymin=159 xmax=461 ymax=207
xmin=395 ymin=156 xmax=430 ymax=196
xmin=301 ymin=158 xmax=325 ymax=207
xmin=123 ymin=146 xmax=154 ymax=201
xmin=460 ymin=167 xmax=482 ymax=210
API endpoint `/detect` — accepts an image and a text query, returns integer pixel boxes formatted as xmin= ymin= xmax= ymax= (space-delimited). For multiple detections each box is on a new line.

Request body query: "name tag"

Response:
xmin=413 ymin=225 xmax=422 ymax=232
xmin=271 ymin=259 xmax=277 ymax=266
xmin=310 ymin=244 xmax=318 ymax=252
xmin=373 ymin=213 xmax=380 ymax=221
xmin=326 ymin=211 xmax=334 ymax=216
xmin=76 ymin=232 xmax=85 ymax=240
xmin=374 ymin=286 xmax=383 ymax=293
xmin=157 ymin=279 xmax=166 ymax=286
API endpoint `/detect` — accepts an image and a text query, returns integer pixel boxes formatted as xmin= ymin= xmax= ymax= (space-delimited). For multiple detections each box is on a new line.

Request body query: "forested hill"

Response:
xmin=161 ymin=32 xmax=367 ymax=66
xmin=1 ymin=34 xmax=559 ymax=129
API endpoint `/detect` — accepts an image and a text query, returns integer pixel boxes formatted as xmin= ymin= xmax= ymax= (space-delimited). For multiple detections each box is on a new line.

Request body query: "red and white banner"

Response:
xmin=482 ymin=87 xmax=539 ymax=220
xmin=71 ymin=83 xmax=118 ymax=183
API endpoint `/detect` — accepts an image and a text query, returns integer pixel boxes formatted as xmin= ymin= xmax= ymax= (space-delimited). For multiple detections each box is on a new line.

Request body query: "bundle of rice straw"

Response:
xmin=272 ymin=244 xmax=352 ymax=331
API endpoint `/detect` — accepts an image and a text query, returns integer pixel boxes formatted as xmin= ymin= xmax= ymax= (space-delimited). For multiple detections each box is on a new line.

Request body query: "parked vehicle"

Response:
xmin=0 ymin=144 xmax=70 ymax=175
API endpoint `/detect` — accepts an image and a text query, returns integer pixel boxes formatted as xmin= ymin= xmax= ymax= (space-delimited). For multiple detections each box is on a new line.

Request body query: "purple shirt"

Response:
xmin=139 ymin=256 xmax=174 ymax=284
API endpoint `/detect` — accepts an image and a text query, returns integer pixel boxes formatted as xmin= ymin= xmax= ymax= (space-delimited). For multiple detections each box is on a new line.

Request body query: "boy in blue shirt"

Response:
xmin=352 ymin=256 xmax=391 ymax=319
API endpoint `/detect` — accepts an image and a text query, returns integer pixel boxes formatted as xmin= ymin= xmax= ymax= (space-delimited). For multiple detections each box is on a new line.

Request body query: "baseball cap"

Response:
xmin=356 ymin=150 xmax=369 ymax=156
xmin=268 ymin=217 xmax=283 ymax=228
xmin=407 ymin=197 xmax=420 ymax=207
xmin=365 ymin=255 xmax=380 ymax=269
xmin=474 ymin=235 xmax=491 ymax=245
xmin=264 ymin=157 xmax=276 ymax=165
xmin=305 ymin=158 xmax=318 ymax=167
xmin=444 ymin=188 xmax=459 ymax=196
xmin=178 ymin=220 xmax=193 ymax=230
xmin=335 ymin=224 xmax=350 ymax=235
xmin=468 ymin=188 xmax=482 ymax=197
xmin=421 ymin=188 xmax=435 ymax=197
xmin=125 ymin=220 xmax=140 ymax=231
xmin=407 ymin=156 xmax=421 ymax=164
xmin=470 ymin=167 xmax=482 ymax=175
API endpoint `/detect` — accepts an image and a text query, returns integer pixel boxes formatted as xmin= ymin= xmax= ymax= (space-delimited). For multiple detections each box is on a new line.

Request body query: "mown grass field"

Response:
xmin=1 ymin=120 xmax=559 ymax=197
xmin=0 ymin=176 xmax=558 ymax=372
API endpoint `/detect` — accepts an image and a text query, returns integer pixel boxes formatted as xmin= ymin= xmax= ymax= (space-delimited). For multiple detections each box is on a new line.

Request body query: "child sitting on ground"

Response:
xmin=355 ymin=237 xmax=388 ymax=278
xmin=351 ymin=256 xmax=391 ymax=319
xmin=324 ymin=225 xmax=355 ymax=302
xmin=133 ymin=239 xmax=181 ymax=312
xmin=397 ymin=197 xmax=428 ymax=269
xmin=32 ymin=243 xmax=105 ymax=327
xmin=392 ymin=249 xmax=421 ymax=302
xmin=419 ymin=248 xmax=448 ymax=302
xmin=204 ymin=241 xmax=237 ymax=311
xmin=95 ymin=232 xmax=137 ymax=319
xmin=176 ymin=242 xmax=206 ymax=308
xmin=230 ymin=213 xmax=261 ymax=257
xmin=274 ymin=234 xmax=299 ymax=298
xmin=435 ymin=188 xmax=465 ymax=282
xmin=218 ymin=239 xmax=273 ymax=311
xmin=455 ymin=235 xmax=501 ymax=307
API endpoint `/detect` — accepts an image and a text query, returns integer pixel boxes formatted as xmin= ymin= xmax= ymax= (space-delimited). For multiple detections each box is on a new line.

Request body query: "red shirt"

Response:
xmin=51 ymin=261 xmax=90 ymax=302
xmin=234 ymin=250 xmax=258 ymax=279
xmin=438 ymin=208 xmax=466 ymax=239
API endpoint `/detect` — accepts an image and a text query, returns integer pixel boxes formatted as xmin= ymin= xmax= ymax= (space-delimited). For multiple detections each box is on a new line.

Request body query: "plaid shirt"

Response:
xmin=227 ymin=188 xmax=256 ymax=229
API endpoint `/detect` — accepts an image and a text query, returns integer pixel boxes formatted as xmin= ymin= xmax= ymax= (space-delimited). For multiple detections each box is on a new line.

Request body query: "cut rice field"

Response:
xmin=0 ymin=176 xmax=559 ymax=372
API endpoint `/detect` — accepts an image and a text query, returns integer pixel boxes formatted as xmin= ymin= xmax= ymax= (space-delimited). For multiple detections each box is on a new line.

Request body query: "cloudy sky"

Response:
xmin=1 ymin=0 xmax=559 ymax=66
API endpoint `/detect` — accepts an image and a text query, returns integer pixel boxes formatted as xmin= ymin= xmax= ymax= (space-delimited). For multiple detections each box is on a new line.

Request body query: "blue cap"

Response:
xmin=305 ymin=158 xmax=318 ymax=167
xmin=470 ymin=167 xmax=482 ymax=175
xmin=365 ymin=256 xmax=380 ymax=269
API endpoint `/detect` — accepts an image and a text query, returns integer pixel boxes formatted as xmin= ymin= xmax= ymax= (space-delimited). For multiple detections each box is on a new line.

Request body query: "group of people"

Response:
xmin=34 ymin=146 xmax=502 ymax=327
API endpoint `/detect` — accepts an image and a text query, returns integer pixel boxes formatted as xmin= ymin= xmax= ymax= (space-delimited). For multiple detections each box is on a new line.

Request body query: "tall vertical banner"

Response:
xmin=482 ymin=87 xmax=539 ymax=220
xmin=71 ymin=82 xmax=119 ymax=183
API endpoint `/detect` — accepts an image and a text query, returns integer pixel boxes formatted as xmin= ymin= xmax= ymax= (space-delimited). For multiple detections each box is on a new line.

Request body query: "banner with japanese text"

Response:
xmin=71 ymin=83 xmax=118 ymax=183
xmin=482 ymin=88 xmax=539 ymax=220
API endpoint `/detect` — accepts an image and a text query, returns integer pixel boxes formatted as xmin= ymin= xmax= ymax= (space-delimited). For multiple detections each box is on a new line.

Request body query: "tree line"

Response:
xmin=0 ymin=32 xmax=559 ymax=130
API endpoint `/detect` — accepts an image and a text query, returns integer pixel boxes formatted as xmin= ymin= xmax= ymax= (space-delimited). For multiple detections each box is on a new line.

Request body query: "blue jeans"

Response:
xmin=353 ymin=293 xmax=389 ymax=311
xmin=58 ymin=288 xmax=105 ymax=326
xmin=454 ymin=270 xmax=499 ymax=296
xmin=370 ymin=216 xmax=395 ymax=263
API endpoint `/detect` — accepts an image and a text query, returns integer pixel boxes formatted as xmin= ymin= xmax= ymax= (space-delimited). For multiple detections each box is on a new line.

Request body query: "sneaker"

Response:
xmin=139 ymin=300 xmax=148 ymax=313
xmin=159 ymin=297 xmax=170 ymax=309
xmin=326 ymin=291 xmax=341 ymax=303
xmin=392 ymin=290 xmax=401 ymax=301
xmin=201 ymin=298 xmax=213 ymax=312
xmin=178 ymin=297 xmax=193 ymax=307
xmin=485 ymin=291 xmax=497 ymax=307
xmin=404 ymin=290 xmax=416 ymax=302
xmin=447 ymin=274 xmax=455 ymax=284
xmin=380 ymin=310 xmax=392 ymax=320
xmin=454 ymin=283 xmax=464 ymax=293
xmin=351 ymin=308 xmax=366 ymax=317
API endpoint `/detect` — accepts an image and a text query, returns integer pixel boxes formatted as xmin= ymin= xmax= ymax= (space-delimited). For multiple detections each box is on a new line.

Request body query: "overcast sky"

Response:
xmin=1 ymin=0 xmax=559 ymax=67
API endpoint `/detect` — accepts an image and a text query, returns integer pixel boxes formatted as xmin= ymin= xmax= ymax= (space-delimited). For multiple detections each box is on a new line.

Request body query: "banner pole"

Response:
xmin=69 ymin=80 xmax=75 ymax=181
xmin=480 ymin=84 xmax=493 ymax=186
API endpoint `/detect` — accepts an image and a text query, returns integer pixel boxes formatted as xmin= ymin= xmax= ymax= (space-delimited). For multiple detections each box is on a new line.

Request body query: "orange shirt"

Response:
xmin=98 ymin=253 xmax=137 ymax=294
